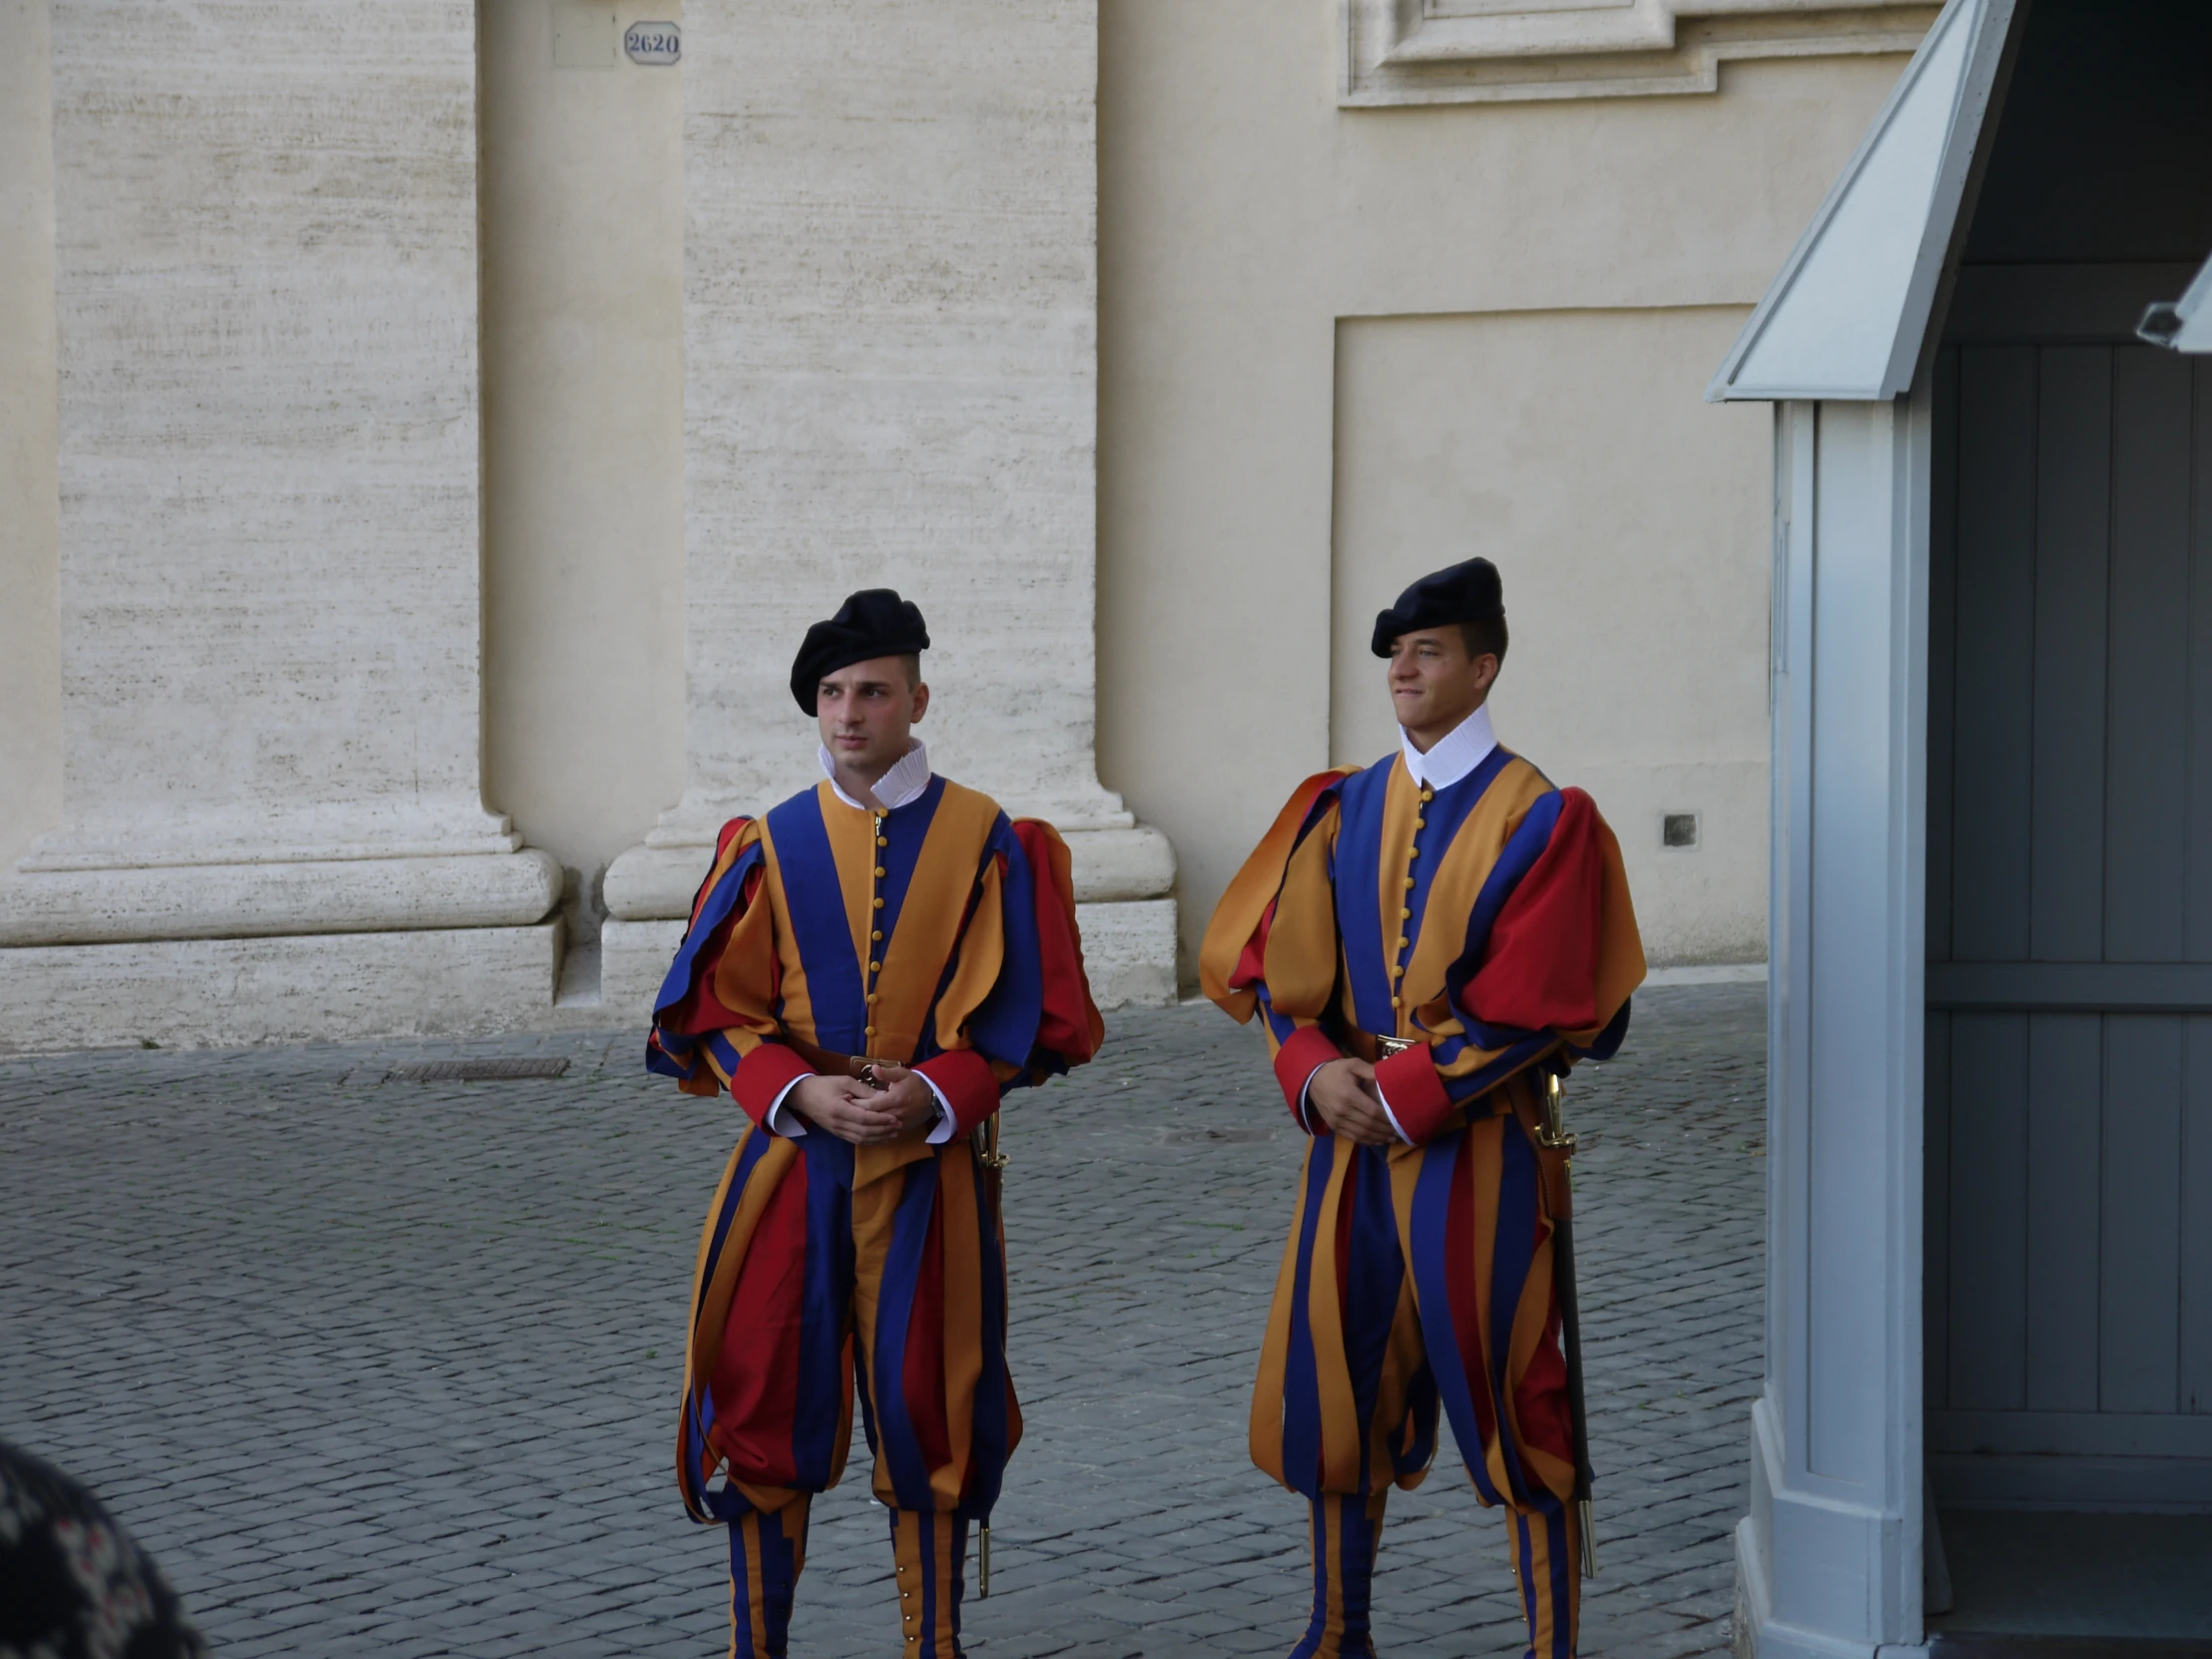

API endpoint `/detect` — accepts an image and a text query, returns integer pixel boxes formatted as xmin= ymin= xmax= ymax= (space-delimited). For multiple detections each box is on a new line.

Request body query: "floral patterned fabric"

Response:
xmin=0 ymin=1441 xmax=207 ymax=1659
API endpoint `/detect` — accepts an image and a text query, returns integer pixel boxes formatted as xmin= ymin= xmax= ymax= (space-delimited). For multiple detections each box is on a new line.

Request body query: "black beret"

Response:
xmin=791 ymin=588 xmax=931 ymax=715
xmin=1370 ymin=557 xmax=1504 ymax=657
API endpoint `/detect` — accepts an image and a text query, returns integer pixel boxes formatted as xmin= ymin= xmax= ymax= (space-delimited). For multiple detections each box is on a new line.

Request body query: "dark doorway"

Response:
xmin=1924 ymin=0 xmax=2212 ymax=1645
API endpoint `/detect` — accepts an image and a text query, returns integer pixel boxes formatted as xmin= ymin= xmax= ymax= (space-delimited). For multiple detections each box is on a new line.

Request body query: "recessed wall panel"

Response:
xmin=1331 ymin=307 xmax=1770 ymax=963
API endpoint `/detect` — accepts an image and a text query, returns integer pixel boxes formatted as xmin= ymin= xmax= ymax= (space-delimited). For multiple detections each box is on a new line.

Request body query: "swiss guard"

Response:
xmin=1202 ymin=558 xmax=1644 ymax=1659
xmin=647 ymin=589 xmax=1103 ymax=1659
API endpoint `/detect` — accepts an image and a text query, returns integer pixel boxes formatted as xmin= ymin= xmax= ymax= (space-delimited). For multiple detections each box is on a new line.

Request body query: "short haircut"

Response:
xmin=1458 ymin=613 xmax=1509 ymax=666
xmin=823 ymin=654 xmax=922 ymax=693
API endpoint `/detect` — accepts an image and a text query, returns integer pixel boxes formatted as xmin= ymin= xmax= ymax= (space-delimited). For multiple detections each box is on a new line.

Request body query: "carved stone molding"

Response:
xmin=1343 ymin=0 xmax=1938 ymax=105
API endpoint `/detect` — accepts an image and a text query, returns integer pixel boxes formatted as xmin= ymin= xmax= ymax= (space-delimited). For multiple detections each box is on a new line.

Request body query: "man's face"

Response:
xmin=817 ymin=656 xmax=928 ymax=778
xmin=1386 ymin=627 xmax=1498 ymax=739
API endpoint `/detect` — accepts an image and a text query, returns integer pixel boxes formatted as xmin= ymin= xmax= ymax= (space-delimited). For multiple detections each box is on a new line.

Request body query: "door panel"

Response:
xmin=1929 ymin=339 xmax=2212 ymax=1506
xmin=2185 ymin=1019 xmax=2212 ymax=1414
xmin=2024 ymin=1012 xmax=2100 ymax=1412
xmin=1950 ymin=347 xmax=2037 ymax=962
xmin=2028 ymin=347 xmax=2109 ymax=961
xmin=2105 ymin=351 xmax=2194 ymax=961
xmin=2101 ymin=1017 xmax=2186 ymax=1415
xmin=1947 ymin=1011 xmax=2029 ymax=1409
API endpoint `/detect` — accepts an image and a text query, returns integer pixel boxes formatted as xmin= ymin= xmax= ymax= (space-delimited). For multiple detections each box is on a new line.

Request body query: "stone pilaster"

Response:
xmin=604 ymin=0 xmax=1176 ymax=1010
xmin=0 ymin=1 xmax=561 ymax=1047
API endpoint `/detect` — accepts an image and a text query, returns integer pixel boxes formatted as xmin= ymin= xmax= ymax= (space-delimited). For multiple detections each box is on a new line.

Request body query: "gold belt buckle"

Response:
xmin=1373 ymin=1035 xmax=1415 ymax=1059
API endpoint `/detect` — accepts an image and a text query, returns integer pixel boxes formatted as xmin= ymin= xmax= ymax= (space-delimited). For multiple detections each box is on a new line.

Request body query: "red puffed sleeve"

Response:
xmin=1461 ymin=788 xmax=1642 ymax=1044
xmin=1011 ymin=820 xmax=1104 ymax=1067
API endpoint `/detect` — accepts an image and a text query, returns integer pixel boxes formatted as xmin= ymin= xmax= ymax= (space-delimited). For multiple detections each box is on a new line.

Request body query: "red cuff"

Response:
xmin=915 ymin=1049 xmax=1002 ymax=1137
xmin=1273 ymin=1025 xmax=1345 ymax=1126
xmin=1374 ymin=1043 xmax=1457 ymax=1145
xmin=730 ymin=1041 xmax=815 ymax=1127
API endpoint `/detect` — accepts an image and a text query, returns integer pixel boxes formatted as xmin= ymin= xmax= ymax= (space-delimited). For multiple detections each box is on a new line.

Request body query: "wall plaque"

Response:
xmin=625 ymin=21 xmax=681 ymax=65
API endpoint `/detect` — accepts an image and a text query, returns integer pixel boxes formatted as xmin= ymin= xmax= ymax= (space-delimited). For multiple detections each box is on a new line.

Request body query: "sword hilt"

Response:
xmin=978 ymin=1109 xmax=1008 ymax=1171
xmin=1535 ymin=1066 xmax=1579 ymax=1156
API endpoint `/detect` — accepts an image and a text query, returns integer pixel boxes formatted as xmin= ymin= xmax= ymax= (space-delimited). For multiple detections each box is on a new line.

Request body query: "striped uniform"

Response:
xmin=1202 ymin=748 xmax=1643 ymax=1659
xmin=650 ymin=776 xmax=1102 ymax=1659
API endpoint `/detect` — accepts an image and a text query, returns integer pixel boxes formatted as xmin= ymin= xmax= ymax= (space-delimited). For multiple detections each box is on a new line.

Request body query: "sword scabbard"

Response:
xmin=1538 ymin=1062 xmax=1599 ymax=1578
xmin=976 ymin=1114 xmax=1005 ymax=1597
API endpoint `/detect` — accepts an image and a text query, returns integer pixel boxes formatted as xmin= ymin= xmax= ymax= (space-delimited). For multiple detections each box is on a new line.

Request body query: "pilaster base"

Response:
xmin=602 ymin=916 xmax=687 ymax=1016
xmin=1737 ymin=1396 xmax=1917 ymax=1659
xmin=0 ymin=923 xmax=564 ymax=1053
xmin=0 ymin=850 xmax=563 ymax=946
xmin=1070 ymin=898 xmax=1179 ymax=1009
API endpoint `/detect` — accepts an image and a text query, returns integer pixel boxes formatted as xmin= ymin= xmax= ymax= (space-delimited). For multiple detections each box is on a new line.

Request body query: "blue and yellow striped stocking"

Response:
xmin=1292 ymin=1491 xmax=1388 ymax=1659
xmin=1507 ymin=1492 xmax=1580 ymax=1659
xmin=726 ymin=1495 xmax=809 ymax=1658
xmin=888 ymin=1507 xmax=969 ymax=1659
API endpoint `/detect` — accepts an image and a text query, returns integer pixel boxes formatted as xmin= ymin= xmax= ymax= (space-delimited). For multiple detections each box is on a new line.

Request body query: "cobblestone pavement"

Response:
xmin=0 ymin=985 xmax=1764 ymax=1659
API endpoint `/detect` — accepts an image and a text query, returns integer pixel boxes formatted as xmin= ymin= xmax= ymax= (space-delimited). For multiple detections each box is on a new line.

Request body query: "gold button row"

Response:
xmin=867 ymin=807 xmax=889 ymax=1041
xmin=1392 ymin=790 xmax=1434 ymax=1020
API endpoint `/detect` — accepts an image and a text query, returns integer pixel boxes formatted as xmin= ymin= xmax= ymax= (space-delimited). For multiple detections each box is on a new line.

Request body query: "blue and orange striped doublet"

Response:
xmin=648 ymin=777 xmax=1102 ymax=1658
xmin=1202 ymin=748 xmax=1643 ymax=1659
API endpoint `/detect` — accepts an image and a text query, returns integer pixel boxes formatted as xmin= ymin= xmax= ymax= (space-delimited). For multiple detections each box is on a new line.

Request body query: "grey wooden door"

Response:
xmin=1927 ymin=328 xmax=2212 ymax=1509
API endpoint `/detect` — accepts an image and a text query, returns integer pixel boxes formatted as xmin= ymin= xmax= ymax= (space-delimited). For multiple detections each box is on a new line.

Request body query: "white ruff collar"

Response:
xmin=1399 ymin=704 xmax=1497 ymax=791
xmin=820 ymin=738 xmax=932 ymax=811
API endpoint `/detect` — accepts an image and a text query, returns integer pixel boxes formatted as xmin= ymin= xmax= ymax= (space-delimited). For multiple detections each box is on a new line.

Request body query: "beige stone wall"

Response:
xmin=479 ymin=0 xmax=688 ymax=944
xmin=1330 ymin=308 xmax=1772 ymax=964
xmin=599 ymin=0 xmax=1182 ymax=1014
xmin=0 ymin=1 xmax=566 ymax=1043
xmin=667 ymin=0 xmax=1121 ymax=834
xmin=0 ymin=0 xmax=691 ymax=920
xmin=0 ymin=0 xmax=1932 ymax=1042
xmin=0 ymin=0 xmax=60 ymax=870
xmin=41 ymin=0 xmax=495 ymax=865
xmin=1096 ymin=1 xmax=1916 ymax=972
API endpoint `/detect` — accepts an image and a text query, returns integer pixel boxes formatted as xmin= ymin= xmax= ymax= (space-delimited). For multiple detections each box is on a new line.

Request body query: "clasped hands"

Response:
xmin=788 ymin=1064 xmax=944 ymax=1146
xmin=1306 ymin=1056 xmax=1399 ymax=1146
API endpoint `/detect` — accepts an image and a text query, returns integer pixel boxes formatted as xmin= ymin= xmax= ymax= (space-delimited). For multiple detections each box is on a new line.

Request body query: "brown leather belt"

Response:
xmin=781 ymin=1032 xmax=895 ymax=1083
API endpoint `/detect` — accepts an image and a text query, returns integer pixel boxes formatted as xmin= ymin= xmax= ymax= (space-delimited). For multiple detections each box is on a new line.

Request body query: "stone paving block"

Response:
xmin=0 ymin=986 xmax=1763 ymax=1656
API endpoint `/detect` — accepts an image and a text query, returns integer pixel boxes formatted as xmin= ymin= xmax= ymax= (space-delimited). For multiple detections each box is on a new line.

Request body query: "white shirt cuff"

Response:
xmin=769 ymin=1072 xmax=956 ymax=1140
xmin=765 ymin=1075 xmax=810 ymax=1138
xmin=1295 ymin=1063 xmax=1329 ymax=1134
xmin=1370 ymin=1075 xmax=1414 ymax=1146
xmin=919 ymin=1073 xmax=958 ymax=1144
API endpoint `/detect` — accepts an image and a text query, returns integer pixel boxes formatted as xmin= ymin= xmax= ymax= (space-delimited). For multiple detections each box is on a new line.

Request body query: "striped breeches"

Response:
xmin=1255 ymin=1091 xmax=1582 ymax=1658
xmin=680 ymin=1124 xmax=1019 ymax=1657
